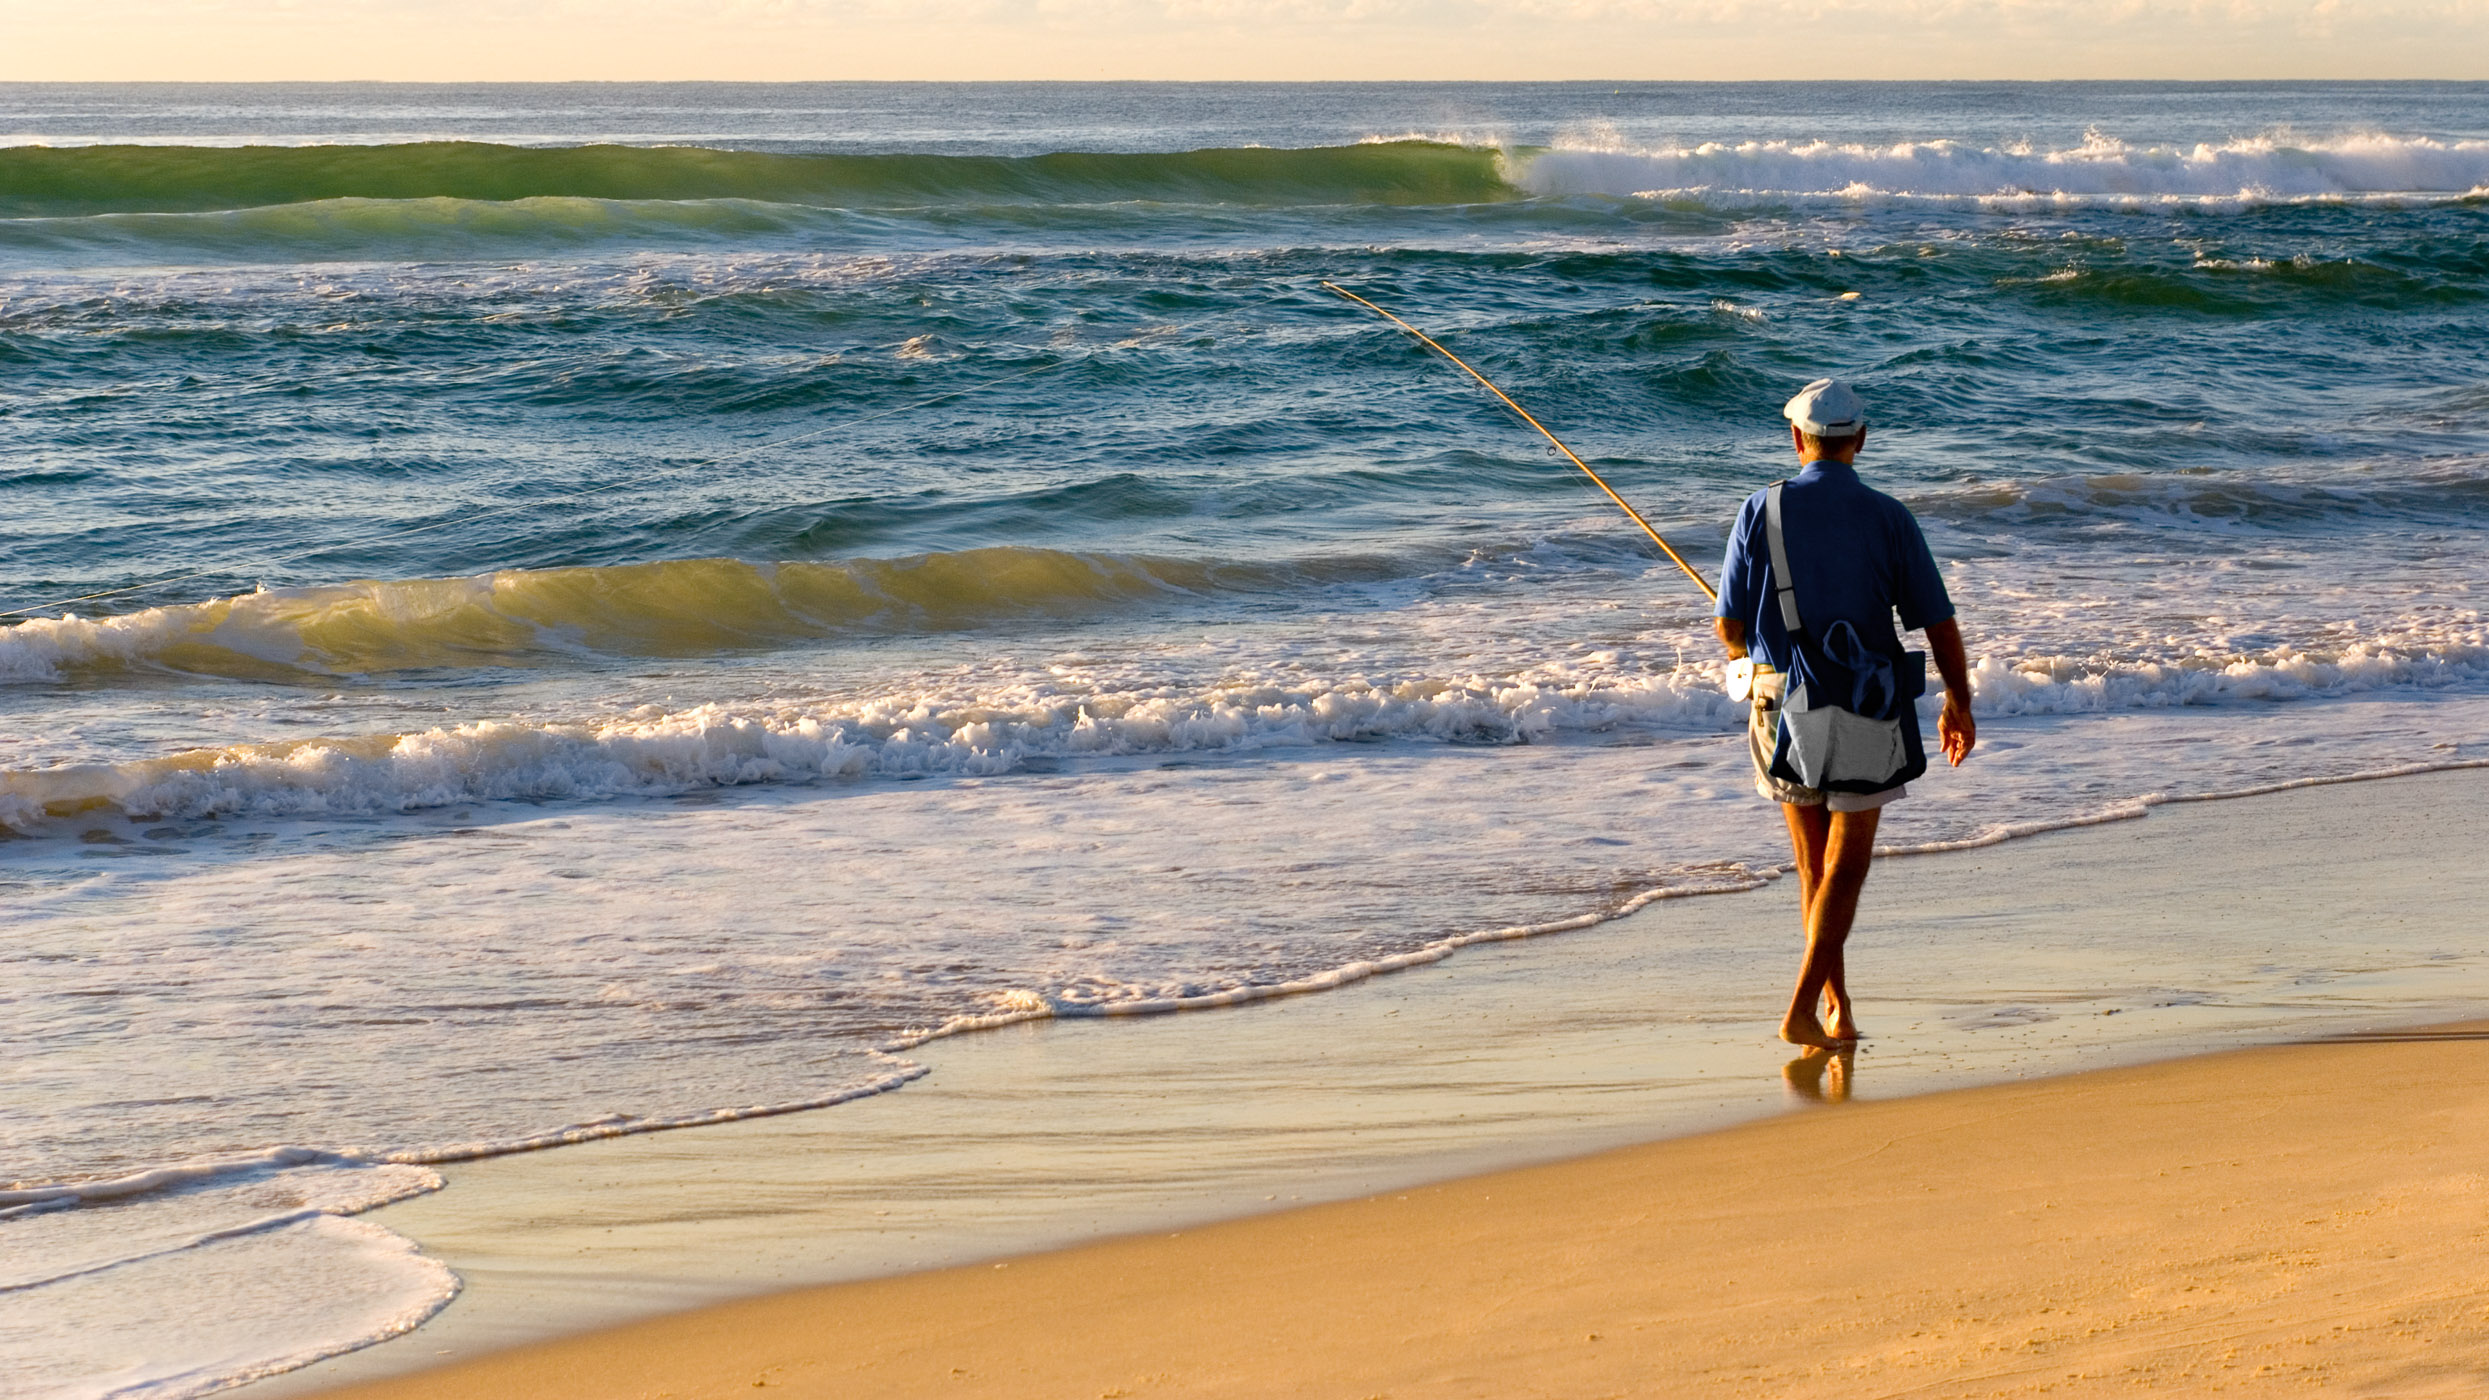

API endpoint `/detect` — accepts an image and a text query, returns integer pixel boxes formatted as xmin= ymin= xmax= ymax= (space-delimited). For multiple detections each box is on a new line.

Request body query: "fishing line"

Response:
xmin=0 ymin=322 xmax=1189 ymax=622
xmin=1320 ymin=280 xmax=1716 ymax=603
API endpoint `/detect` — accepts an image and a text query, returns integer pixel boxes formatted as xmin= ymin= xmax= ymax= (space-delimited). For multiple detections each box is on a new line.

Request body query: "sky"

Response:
xmin=2 ymin=0 xmax=2485 ymax=82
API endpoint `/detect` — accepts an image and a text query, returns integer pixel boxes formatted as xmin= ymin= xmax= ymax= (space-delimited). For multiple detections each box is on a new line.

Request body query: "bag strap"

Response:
xmin=1763 ymin=481 xmax=1804 ymax=634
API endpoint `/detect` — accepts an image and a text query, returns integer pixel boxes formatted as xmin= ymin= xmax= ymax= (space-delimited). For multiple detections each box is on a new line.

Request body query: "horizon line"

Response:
xmin=6 ymin=76 xmax=2489 ymax=87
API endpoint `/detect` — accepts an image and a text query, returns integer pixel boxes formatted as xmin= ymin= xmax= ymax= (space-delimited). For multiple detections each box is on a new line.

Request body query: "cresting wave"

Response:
xmin=1518 ymin=131 xmax=2489 ymax=207
xmin=9 ymin=131 xmax=2480 ymax=226
xmin=0 ymin=548 xmax=1370 ymax=683
xmin=0 ymin=140 xmax=1514 ymax=218
xmin=12 ymin=461 xmax=2485 ymax=687
xmin=1908 ymin=462 xmax=2489 ymax=529
xmin=6 ymin=626 xmax=2484 ymax=835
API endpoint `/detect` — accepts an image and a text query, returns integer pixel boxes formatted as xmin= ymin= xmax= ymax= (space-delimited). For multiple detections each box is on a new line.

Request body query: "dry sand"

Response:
xmin=262 ymin=765 xmax=2487 ymax=1399
xmin=319 ymin=1021 xmax=2489 ymax=1399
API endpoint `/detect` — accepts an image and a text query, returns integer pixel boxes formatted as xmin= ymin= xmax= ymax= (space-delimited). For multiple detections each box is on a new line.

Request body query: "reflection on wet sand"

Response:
xmin=1782 ymin=1048 xmax=1854 ymax=1104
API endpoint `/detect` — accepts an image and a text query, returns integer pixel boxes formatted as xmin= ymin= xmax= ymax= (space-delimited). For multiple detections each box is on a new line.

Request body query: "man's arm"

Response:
xmin=1716 ymin=616 xmax=1747 ymax=660
xmin=1924 ymin=616 xmax=1975 ymax=766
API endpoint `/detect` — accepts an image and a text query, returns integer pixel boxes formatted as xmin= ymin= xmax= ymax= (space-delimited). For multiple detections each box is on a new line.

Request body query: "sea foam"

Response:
xmin=1517 ymin=131 xmax=2489 ymax=208
xmin=6 ymin=613 xmax=2484 ymax=835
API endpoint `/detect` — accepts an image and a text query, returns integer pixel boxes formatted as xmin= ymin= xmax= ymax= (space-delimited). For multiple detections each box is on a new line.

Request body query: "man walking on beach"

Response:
xmin=1714 ymin=380 xmax=1975 ymax=1050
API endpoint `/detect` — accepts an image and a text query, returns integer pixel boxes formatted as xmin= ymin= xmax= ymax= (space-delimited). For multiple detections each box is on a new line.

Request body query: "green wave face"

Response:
xmin=0 ymin=548 xmax=1421 ymax=683
xmin=0 ymin=141 xmax=1521 ymax=217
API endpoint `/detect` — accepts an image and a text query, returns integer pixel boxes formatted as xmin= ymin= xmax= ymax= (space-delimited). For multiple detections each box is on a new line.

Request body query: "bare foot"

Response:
xmin=1819 ymin=991 xmax=1861 ymax=1043
xmin=1780 ymin=1010 xmax=1842 ymax=1050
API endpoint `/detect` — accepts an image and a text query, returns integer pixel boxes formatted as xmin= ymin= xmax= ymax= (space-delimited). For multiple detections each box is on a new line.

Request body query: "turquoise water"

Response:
xmin=5 ymin=82 xmax=2489 ymax=1397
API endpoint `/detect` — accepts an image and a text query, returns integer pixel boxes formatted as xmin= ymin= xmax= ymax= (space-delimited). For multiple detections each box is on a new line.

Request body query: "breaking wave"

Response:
xmin=1908 ymin=461 xmax=2489 ymax=530
xmin=0 ymin=140 xmax=1515 ymax=218
xmin=0 ymin=547 xmax=1390 ymax=684
xmin=7 ymin=623 xmax=2485 ymax=834
xmin=1517 ymin=131 xmax=2489 ymax=208
xmin=14 ymin=130 xmax=2480 ymax=232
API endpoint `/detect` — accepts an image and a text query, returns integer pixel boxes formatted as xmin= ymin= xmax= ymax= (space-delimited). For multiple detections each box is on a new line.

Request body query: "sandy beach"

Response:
xmin=310 ymin=1021 xmax=2489 ymax=1399
xmin=265 ymin=766 xmax=2489 ymax=1399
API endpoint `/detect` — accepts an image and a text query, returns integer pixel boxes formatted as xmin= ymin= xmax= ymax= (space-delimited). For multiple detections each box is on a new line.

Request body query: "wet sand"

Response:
xmin=313 ymin=1021 xmax=2489 ymax=1398
xmin=277 ymin=767 xmax=2489 ymax=1397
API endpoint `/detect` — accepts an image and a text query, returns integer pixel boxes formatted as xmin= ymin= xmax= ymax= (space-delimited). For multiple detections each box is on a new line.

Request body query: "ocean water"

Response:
xmin=5 ymin=81 xmax=2489 ymax=1398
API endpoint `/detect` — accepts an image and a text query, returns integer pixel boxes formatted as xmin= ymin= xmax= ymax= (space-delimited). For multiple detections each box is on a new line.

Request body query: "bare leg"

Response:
xmin=1822 ymin=858 xmax=1860 ymax=1043
xmin=1823 ymin=939 xmax=1860 ymax=1042
xmin=1778 ymin=803 xmax=1847 ymax=1040
xmin=1780 ymin=802 xmax=1829 ymax=918
xmin=1780 ymin=806 xmax=1880 ymax=1049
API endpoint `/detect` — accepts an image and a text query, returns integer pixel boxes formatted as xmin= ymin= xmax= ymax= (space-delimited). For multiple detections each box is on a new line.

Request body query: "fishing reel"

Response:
xmin=1724 ymin=656 xmax=1757 ymax=701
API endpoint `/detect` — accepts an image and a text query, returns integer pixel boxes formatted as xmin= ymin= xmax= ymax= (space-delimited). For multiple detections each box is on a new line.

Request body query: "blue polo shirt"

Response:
xmin=1715 ymin=459 xmax=1953 ymax=677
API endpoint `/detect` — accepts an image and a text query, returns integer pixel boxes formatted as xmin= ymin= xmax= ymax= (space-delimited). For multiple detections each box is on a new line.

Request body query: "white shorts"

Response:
xmin=1748 ymin=689 xmax=1908 ymax=813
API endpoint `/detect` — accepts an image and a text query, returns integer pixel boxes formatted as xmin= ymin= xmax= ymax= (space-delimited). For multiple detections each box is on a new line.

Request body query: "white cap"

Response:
xmin=1783 ymin=378 xmax=1866 ymax=437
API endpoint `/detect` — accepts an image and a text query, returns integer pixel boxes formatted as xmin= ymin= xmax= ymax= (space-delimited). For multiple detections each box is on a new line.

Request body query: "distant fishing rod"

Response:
xmin=1321 ymin=281 xmax=1716 ymax=603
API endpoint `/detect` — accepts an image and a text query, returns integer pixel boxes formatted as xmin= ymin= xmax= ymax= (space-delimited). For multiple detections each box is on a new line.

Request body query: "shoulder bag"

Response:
xmin=1760 ymin=481 xmax=1930 ymax=793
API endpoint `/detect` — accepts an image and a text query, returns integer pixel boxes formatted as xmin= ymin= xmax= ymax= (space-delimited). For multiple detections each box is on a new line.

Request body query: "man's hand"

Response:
xmin=1939 ymin=693 xmax=1975 ymax=766
xmin=1925 ymin=617 xmax=1976 ymax=766
xmin=1715 ymin=616 xmax=1748 ymax=660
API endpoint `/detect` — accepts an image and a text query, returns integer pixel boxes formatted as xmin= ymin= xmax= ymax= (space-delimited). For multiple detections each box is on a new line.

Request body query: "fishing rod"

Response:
xmin=1321 ymin=281 xmax=1716 ymax=604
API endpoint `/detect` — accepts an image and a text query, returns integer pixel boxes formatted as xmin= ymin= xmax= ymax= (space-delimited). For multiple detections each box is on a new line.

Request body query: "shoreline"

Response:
xmin=304 ymin=1019 xmax=2489 ymax=1399
xmin=251 ymin=762 xmax=2489 ymax=1397
xmin=893 ymin=751 xmax=2489 ymax=1050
